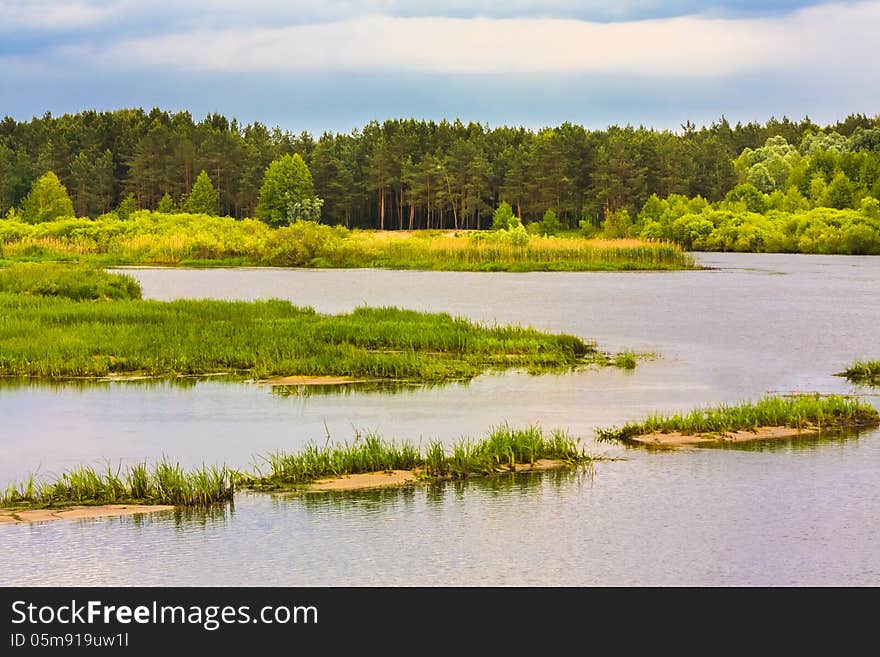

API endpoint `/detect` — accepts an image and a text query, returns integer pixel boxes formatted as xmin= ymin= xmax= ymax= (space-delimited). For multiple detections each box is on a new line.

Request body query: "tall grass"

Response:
xmin=0 ymin=211 xmax=696 ymax=271
xmin=1 ymin=459 xmax=234 ymax=509
xmin=245 ymin=424 xmax=594 ymax=489
xmin=0 ymin=266 xmax=617 ymax=381
xmin=3 ymin=426 xmax=599 ymax=509
xmin=837 ymin=361 xmax=880 ymax=386
xmin=596 ymin=395 xmax=880 ymax=443
xmin=0 ymin=262 xmax=141 ymax=300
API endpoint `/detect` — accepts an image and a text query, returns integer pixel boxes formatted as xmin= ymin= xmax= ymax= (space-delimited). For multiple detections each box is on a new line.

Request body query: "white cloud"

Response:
xmin=0 ymin=1 xmax=118 ymax=30
xmin=0 ymin=0 xmax=680 ymax=32
xmin=78 ymin=2 xmax=877 ymax=78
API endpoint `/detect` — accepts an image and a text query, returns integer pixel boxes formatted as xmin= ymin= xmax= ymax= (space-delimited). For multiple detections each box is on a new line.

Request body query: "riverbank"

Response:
xmin=0 ymin=212 xmax=696 ymax=272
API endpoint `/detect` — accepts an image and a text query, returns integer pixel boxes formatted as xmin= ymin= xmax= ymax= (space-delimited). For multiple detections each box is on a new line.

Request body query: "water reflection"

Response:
xmin=697 ymin=428 xmax=870 ymax=453
xmin=269 ymin=379 xmax=463 ymax=398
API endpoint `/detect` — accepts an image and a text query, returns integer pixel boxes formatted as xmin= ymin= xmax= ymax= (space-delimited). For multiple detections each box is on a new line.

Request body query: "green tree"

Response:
xmin=286 ymin=197 xmax=324 ymax=223
xmin=491 ymin=201 xmax=517 ymax=230
xmin=537 ymin=208 xmax=560 ymax=236
xmin=116 ymin=193 xmax=139 ymax=220
xmin=20 ymin=171 xmax=75 ymax=223
xmin=722 ymin=183 xmax=768 ymax=213
xmin=823 ymin=171 xmax=855 ymax=209
xmin=157 ymin=193 xmax=178 ymax=213
xmin=187 ymin=170 xmax=219 ymax=215
xmin=602 ymin=208 xmax=634 ymax=238
xmin=255 ymin=153 xmax=316 ymax=226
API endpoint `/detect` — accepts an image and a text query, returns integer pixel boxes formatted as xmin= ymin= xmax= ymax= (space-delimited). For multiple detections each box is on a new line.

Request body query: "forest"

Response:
xmin=2 ymin=108 xmax=879 ymax=254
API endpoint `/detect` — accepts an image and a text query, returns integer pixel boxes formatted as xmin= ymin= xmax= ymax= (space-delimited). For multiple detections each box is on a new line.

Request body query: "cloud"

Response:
xmin=70 ymin=1 xmax=876 ymax=78
xmin=0 ymin=0 xmax=838 ymax=35
xmin=0 ymin=1 xmax=118 ymax=30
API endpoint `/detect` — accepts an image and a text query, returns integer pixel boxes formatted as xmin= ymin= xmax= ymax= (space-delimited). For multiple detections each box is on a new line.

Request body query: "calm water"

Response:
xmin=2 ymin=253 xmax=878 ymax=585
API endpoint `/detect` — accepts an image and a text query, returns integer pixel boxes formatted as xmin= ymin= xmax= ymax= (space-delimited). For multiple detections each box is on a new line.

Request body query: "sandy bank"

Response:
xmin=631 ymin=425 xmax=819 ymax=447
xmin=305 ymin=459 xmax=570 ymax=492
xmin=0 ymin=504 xmax=175 ymax=524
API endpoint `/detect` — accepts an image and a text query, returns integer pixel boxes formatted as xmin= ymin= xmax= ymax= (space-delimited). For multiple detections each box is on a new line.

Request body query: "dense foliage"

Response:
xmin=1 ymin=108 xmax=877 ymax=233
xmin=0 ymin=211 xmax=694 ymax=271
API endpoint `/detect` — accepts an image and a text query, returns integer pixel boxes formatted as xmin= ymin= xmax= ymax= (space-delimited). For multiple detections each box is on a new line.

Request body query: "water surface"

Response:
xmin=2 ymin=253 xmax=878 ymax=585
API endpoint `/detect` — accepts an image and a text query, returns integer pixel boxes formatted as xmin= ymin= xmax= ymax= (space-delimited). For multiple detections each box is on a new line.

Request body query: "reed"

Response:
xmin=836 ymin=361 xmax=880 ymax=386
xmin=0 ymin=212 xmax=696 ymax=271
xmin=1 ymin=459 xmax=235 ymax=509
xmin=595 ymin=395 xmax=880 ymax=444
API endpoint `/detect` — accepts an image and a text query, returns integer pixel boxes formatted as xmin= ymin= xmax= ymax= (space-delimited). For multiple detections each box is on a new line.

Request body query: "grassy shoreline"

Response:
xmin=0 ymin=212 xmax=696 ymax=272
xmin=0 ymin=263 xmax=633 ymax=382
xmin=1 ymin=425 xmax=598 ymax=512
xmin=596 ymin=395 xmax=879 ymax=446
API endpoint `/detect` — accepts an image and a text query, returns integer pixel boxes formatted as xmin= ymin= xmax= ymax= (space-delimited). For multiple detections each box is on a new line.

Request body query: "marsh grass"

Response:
xmin=3 ymin=426 xmax=606 ymax=510
xmin=244 ymin=424 xmax=598 ymax=490
xmin=0 ymin=278 xmax=616 ymax=381
xmin=0 ymin=212 xmax=696 ymax=271
xmin=0 ymin=262 xmax=141 ymax=300
xmin=595 ymin=395 xmax=880 ymax=444
xmin=837 ymin=361 xmax=880 ymax=386
xmin=1 ymin=459 xmax=234 ymax=509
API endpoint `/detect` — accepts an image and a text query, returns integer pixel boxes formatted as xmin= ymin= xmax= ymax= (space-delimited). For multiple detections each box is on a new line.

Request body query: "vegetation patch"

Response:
xmin=836 ymin=361 xmax=880 ymax=386
xmin=0 ymin=262 xmax=141 ymax=300
xmin=0 ymin=212 xmax=696 ymax=271
xmin=239 ymin=424 xmax=600 ymax=491
xmin=2 ymin=425 xmax=603 ymax=513
xmin=1 ymin=460 xmax=234 ymax=510
xmin=595 ymin=395 xmax=880 ymax=447
xmin=0 ymin=263 xmax=635 ymax=381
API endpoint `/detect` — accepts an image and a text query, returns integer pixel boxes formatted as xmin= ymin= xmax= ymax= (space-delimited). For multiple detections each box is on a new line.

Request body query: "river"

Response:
xmin=1 ymin=252 xmax=878 ymax=585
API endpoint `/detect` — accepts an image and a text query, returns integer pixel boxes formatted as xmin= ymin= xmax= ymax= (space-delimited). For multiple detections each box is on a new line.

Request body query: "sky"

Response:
xmin=1 ymin=1 xmax=877 ymax=134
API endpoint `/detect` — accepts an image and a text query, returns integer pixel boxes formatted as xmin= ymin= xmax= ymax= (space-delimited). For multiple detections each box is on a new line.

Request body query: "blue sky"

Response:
xmin=1 ymin=1 xmax=877 ymax=133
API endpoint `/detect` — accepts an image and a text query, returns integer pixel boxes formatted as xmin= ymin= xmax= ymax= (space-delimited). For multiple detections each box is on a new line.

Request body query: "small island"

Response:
xmin=595 ymin=395 xmax=880 ymax=448
xmin=1 ymin=425 xmax=600 ymax=522
xmin=0 ymin=263 xmax=637 ymax=383
xmin=837 ymin=361 xmax=880 ymax=387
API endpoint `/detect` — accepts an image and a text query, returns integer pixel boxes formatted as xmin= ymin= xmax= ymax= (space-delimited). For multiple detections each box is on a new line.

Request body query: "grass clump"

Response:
xmin=0 ymin=262 xmax=141 ymax=300
xmin=596 ymin=395 xmax=880 ymax=444
xmin=3 ymin=426 xmax=601 ymax=509
xmin=836 ymin=361 xmax=880 ymax=386
xmin=1 ymin=459 xmax=234 ymax=509
xmin=244 ymin=424 xmax=596 ymax=490
xmin=0 ymin=265 xmax=624 ymax=382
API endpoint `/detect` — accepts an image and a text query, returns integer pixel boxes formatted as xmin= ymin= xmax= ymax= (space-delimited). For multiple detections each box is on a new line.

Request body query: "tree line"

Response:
xmin=1 ymin=108 xmax=878 ymax=229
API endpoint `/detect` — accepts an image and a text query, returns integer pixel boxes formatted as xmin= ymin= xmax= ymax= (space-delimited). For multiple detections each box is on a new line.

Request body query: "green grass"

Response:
xmin=0 ymin=262 xmax=141 ymax=300
xmin=595 ymin=395 xmax=880 ymax=444
xmin=0 ymin=263 xmax=633 ymax=381
xmin=0 ymin=211 xmax=696 ymax=271
xmin=1 ymin=459 xmax=234 ymax=509
xmin=3 ymin=425 xmax=600 ymax=510
xmin=242 ymin=424 xmax=597 ymax=490
xmin=836 ymin=361 xmax=880 ymax=386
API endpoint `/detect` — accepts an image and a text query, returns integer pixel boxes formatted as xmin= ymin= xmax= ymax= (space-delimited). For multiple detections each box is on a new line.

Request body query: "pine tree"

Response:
xmin=187 ymin=170 xmax=219 ymax=215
